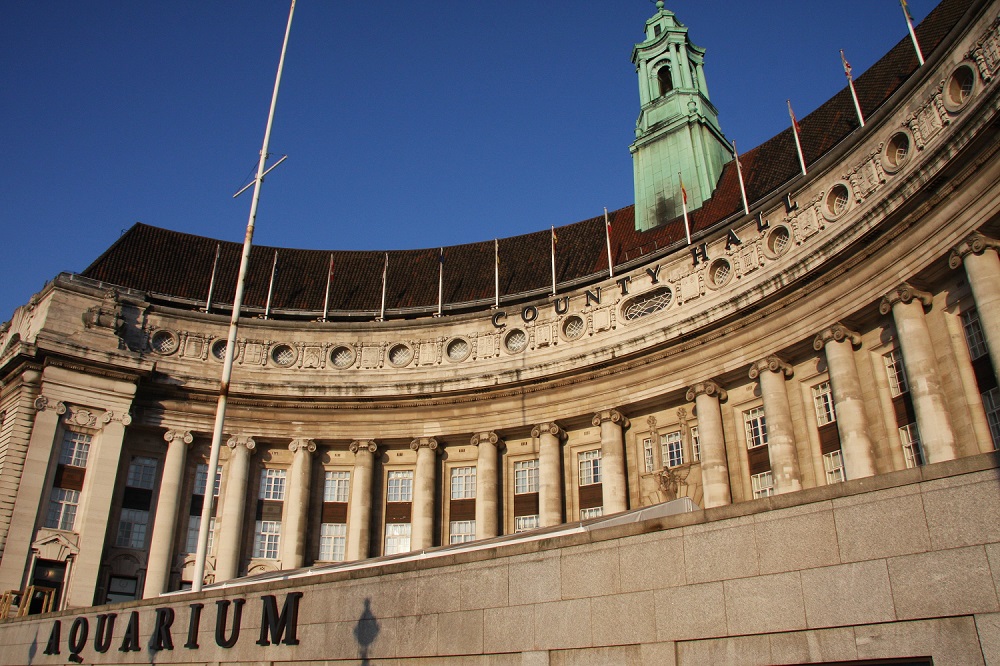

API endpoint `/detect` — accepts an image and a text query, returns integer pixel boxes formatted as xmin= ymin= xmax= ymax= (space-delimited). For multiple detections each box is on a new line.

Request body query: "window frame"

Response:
xmin=253 ymin=520 xmax=282 ymax=559
xmin=323 ymin=470 xmax=351 ymax=503
xmin=744 ymin=406 xmax=768 ymax=449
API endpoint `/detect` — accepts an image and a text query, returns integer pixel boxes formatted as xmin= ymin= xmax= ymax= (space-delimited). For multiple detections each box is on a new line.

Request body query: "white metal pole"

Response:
xmin=733 ymin=141 xmax=750 ymax=216
xmin=264 ymin=250 xmax=278 ymax=319
xmin=901 ymin=0 xmax=925 ymax=66
xmin=205 ymin=243 xmax=220 ymax=313
xmin=322 ymin=253 xmax=333 ymax=322
xmin=604 ymin=208 xmax=614 ymax=279
xmin=379 ymin=253 xmax=388 ymax=321
xmin=437 ymin=248 xmax=443 ymax=316
xmin=192 ymin=0 xmax=296 ymax=594
xmin=494 ymin=239 xmax=500 ymax=308
xmin=550 ymin=226 xmax=557 ymax=296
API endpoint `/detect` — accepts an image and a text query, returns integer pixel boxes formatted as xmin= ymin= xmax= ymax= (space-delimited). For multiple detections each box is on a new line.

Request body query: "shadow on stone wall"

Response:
xmin=353 ymin=597 xmax=380 ymax=665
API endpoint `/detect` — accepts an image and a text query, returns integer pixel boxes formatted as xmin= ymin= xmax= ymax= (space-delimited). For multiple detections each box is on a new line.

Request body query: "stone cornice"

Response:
xmin=812 ymin=323 xmax=862 ymax=351
xmin=879 ymin=283 xmax=933 ymax=315
xmin=748 ymin=355 xmax=793 ymax=380
xmin=685 ymin=380 xmax=727 ymax=402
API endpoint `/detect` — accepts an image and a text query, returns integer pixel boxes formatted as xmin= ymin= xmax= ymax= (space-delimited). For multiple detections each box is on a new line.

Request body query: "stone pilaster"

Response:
xmin=813 ymin=324 xmax=876 ymax=479
xmin=214 ymin=435 xmax=256 ymax=582
xmin=280 ymin=438 xmax=316 ymax=569
xmin=749 ymin=356 xmax=802 ymax=494
xmin=409 ymin=437 xmax=439 ymax=550
xmin=471 ymin=432 xmax=501 ymax=539
xmin=880 ymin=284 xmax=957 ymax=463
xmin=592 ymin=410 xmax=630 ymax=515
xmin=685 ymin=380 xmax=731 ymax=508
xmin=950 ymin=233 xmax=1000 ymax=380
xmin=143 ymin=429 xmax=193 ymax=598
xmin=531 ymin=423 xmax=565 ymax=527
xmin=347 ymin=440 xmax=377 ymax=561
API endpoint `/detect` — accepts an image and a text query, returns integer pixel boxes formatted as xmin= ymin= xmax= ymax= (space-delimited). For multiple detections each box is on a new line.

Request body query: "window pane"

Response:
xmin=983 ymin=386 xmax=1000 ymax=450
xmin=884 ymin=349 xmax=908 ymax=397
xmin=323 ymin=471 xmax=351 ymax=503
xmin=580 ymin=507 xmax=603 ymax=520
xmin=126 ymin=456 xmax=158 ymax=490
xmin=116 ymin=508 xmax=149 ymax=549
xmin=744 ymin=407 xmax=768 ymax=449
xmin=59 ymin=432 xmax=91 ymax=468
xmin=253 ymin=520 xmax=281 ymax=559
xmin=514 ymin=515 xmax=539 ymax=533
xmin=660 ymin=431 xmax=684 ymax=467
xmin=812 ymin=381 xmax=836 ymax=425
xmin=750 ymin=471 xmax=774 ymax=498
xmin=642 ymin=437 xmax=655 ymax=472
xmin=259 ymin=469 xmax=287 ymax=500
xmin=450 ymin=467 xmax=476 ymax=500
xmin=185 ymin=515 xmax=216 ymax=553
xmin=319 ymin=522 xmax=347 ymax=561
xmin=449 ymin=520 xmax=476 ymax=544
xmin=384 ymin=523 xmax=411 ymax=555
xmin=45 ymin=488 xmax=79 ymax=530
xmin=387 ymin=470 xmax=414 ymax=502
xmin=514 ymin=460 xmax=539 ymax=494
xmin=691 ymin=426 xmax=701 ymax=462
xmin=194 ymin=464 xmax=222 ymax=496
xmin=578 ymin=450 xmax=601 ymax=486
xmin=899 ymin=423 xmax=923 ymax=468
xmin=962 ymin=309 xmax=989 ymax=360
xmin=823 ymin=450 xmax=845 ymax=484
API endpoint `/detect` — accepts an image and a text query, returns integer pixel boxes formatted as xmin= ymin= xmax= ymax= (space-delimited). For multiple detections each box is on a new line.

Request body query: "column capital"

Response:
xmin=164 ymin=430 xmax=194 ymax=445
xmin=592 ymin=409 xmax=630 ymax=428
xmin=685 ymin=379 xmax=727 ymax=402
xmin=33 ymin=396 xmax=66 ymax=414
xmin=101 ymin=410 xmax=133 ymax=426
xmin=409 ymin=437 xmax=439 ymax=452
xmin=288 ymin=438 xmax=317 ymax=455
xmin=226 ymin=435 xmax=256 ymax=453
xmin=879 ymin=282 xmax=932 ymax=315
xmin=812 ymin=323 xmax=861 ymax=351
xmin=470 ymin=431 xmax=500 ymax=446
xmin=949 ymin=232 xmax=999 ymax=269
xmin=748 ymin=355 xmax=793 ymax=380
xmin=531 ymin=422 xmax=566 ymax=440
xmin=349 ymin=439 xmax=378 ymax=455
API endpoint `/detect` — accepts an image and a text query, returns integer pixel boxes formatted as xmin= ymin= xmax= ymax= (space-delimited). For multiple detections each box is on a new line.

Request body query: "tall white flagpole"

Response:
xmin=841 ymin=50 xmax=865 ymax=127
xmin=733 ymin=141 xmax=750 ymax=216
xmin=322 ymin=253 xmax=333 ymax=322
xmin=550 ymin=226 xmax=557 ymax=296
xmin=437 ymin=248 xmax=444 ymax=316
xmin=264 ymin=250 xmax=278 ymax=319
xmin=193 ymin=0 xmax=296 ymax=594
xmin=901 ymin=0 xmax=925 ymax=66
xmin=494 ymin=239 xmax=500 ymax=308
xmin=379 ymin=253 xmax=388 ymax=321
xmin=788 ymin=100 xmax=808 ymax=176
xmin=679 ymin=173 xmax=691 ymax=245
xmin=604 ymin=208 xmax=614 ymax=279
xmin=205 ymin=243 xmax=221 ymax=313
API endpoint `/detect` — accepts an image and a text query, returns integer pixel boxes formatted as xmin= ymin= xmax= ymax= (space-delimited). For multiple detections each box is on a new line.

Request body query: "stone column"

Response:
xmin=749 ymin=356 xmax=802 ymax=494
xmin=280 ymin=438 xmax=316 ymax=570
xmin=346 ymin=440 xmax=377 ymax=561
xmin=880 ymin=284 xmax=958 ymax=463
xmin=950 ymin=233 xmax=1000 ymax=378
xmin=410 ymin=437 xmax=438 ymax=550
xmin=214 ymin=435 xmax=255 ymax=582
xmin=143 ymin=429 xmax=193 ymax=598
xmin=592 ymin=410 xmax=630 ymax=515
xmin=471 ymin=432 xmax=501 ymax=539
xmin=813 ymin=324 xmax=877 ymax=479
xmin=685 ymin=380 xmax=732 ymax=508
xmin=532 ymin=423 xmax=565 ymax=527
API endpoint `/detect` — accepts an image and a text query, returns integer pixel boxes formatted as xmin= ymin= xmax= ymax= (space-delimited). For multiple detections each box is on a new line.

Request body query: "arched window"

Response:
xmin=657 ymin=66 xmax=673 ymax=96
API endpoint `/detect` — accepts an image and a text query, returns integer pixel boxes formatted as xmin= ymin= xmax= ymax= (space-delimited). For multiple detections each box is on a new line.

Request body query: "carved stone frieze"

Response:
xmin=968 ymin=15 xmax=1000 ymax=82
xmin=845 ymin=148 xmax=887 ymax=201
xmin=33 ymin=396 xmax=66 ymax=414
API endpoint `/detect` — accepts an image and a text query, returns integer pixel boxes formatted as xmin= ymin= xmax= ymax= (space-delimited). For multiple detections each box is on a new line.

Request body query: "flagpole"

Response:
xmin=733 ymin=141 xmax=750 ymax=216
xmin=322 ymin=253 xmax=333 ymax=322
xmin=205 ymin=243 xmax=221 ymax=313
xmin=679 ymin=173 xmax=691 ymax=245
xmin=604 ymin=207 xmax=614 ymax=279
xmin=901 ymin=0 xmax=925 ymax=66
xmin=437 ymin=248 xmax=444 ymax=317
xmin=264 ymin=250 xmax=278 ymax=319
xmin=841 ymin=50 xmax=865 ymax=127
xmin=788 ymin=100 xmax=808 ymax=176
xmin=550 ymin=226 xmax=557 ymax=296
xmin=494 ymin=239 xmax=500 ymax=308
xmin=379 ymin=252 xmax=388 ymax=321
xmin=193 ymin=0 xmax=296 ymax=594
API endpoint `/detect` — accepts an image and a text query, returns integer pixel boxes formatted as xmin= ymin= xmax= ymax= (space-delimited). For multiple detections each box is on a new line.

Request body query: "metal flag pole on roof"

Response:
xmin=679 ymin=173 xmax=691 ymax=245
xmin=901 ymin=0 xmax=925 ymax=66
xmin=550 ymin=226 xmax=558 ymax=296
xmin=494 ymin=239 xmax=500 ymax=308
xmin=264 ymin=250 xmax=279 ymax=319
xmin=205 ymin=243 xmax=221 ymax=313
xmin=788 ymin=100 xmax=808 ymax=176
xmin=604 ymin=208 xmax=614 ymax=279
xmin=193 ymin=0 xmax=296 ymax=594
xmin=733 ymin=141 xmax=750 ymax=217
xmin=841 ymin=50 xmax=866 ymax=128
xmin=437 ymin=248 xmax=444 ymax=317
xmin=379 ymin=252 xmax=388 ymax=321
xmin=322 ymin=253 xmax=334 ymax=322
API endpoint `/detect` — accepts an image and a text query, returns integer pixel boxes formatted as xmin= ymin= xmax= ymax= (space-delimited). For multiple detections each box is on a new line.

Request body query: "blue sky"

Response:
xmin=1 ymin=1 xmax=934 ymax=321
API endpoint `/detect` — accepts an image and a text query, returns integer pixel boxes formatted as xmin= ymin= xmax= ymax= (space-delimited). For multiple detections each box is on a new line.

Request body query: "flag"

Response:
xmin=901 ymin=0 xmax=913 ymax=21
xmin=788 ymin=100 xmax=808 ymax=176
xmin=679 ymin=173 xmax=691 ymax=245
xmin=841 ymin=49 xmax=865 ymax=127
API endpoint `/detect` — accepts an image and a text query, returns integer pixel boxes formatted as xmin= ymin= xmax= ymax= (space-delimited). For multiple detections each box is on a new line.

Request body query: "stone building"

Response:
xmin=0 ymin=0 xmax=1000 ymax=662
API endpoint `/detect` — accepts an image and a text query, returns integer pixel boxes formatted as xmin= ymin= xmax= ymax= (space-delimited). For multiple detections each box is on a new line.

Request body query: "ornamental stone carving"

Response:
xmin=65 ymin=408 xmax=99 ymax=429
xmin=226 ymin=435 xmax=256 ymax=452
xmin=813 ymin=323 xmax=862 ymax=351
xmin=288 ymin=438 xmax=317 ymax=455
xmin=102 ymin=410 xmax=133 ymax=426
xmin=470 ymin=431 xmax=500 ymax=447
xmin=685 ymin=379 xmax=727 ymax=402
xmin=531 ymin=422 xmax=565 ymax=440
xmin=592 ymin=409 xmax=630 ymax=428
xmin=349 ymin=440 xmax=378 ymax=454
xmin=949 ymin=232 xmax=999 ymax=269
xmin=33 ymin=397 xmax=66 ymax=414
xmin=879 ymin=283 xmax=933 ymax=315
xmin=409 ymin=437 xmax=439 ymax=452
xmin=748 ymin=355 xmax=793 ymax=380
xmin=163 ymin=430 xmax=194 ymax=445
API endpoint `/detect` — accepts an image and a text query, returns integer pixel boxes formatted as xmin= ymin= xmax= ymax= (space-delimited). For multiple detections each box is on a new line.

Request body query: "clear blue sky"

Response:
xmin=1 ymin=1 xmax=934 ymax=321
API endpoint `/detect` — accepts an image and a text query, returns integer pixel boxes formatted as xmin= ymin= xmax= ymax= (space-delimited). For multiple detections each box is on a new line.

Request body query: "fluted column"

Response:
xmin=410 ymin=437 xmax=438 ymax=550
xmin=532 ymin=423 xmax=565 ymax=527
xmin=685 ymin=380 xmax=731 ymax=508
xmin=814 ymin=324 xmax=876 ymax=479
xmin=880 ymin=284 xmax=958 ymax=463
xmin=471 ymin=432 xmax=501 ymax=539
xmin=280 ymin=438 xmax=316 ymax=569
xmin=749 ymin=356 xmax=802 ymax=494
xmin=143 ymin=429 xmax=193 ymax=598
xmin=950 ymin=233 xmax=1000 ymax=379
xmin=347 ymin=440 xmax=377 ymax=561
xmin=215 ymin=435 xmax=255 ymax=582
xmin=592 ymin=410 xmax=630 ymax=515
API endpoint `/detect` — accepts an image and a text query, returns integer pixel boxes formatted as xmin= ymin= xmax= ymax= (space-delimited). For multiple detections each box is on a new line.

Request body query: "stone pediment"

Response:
xmin=31 ymin=530 xmax=80 ymax=562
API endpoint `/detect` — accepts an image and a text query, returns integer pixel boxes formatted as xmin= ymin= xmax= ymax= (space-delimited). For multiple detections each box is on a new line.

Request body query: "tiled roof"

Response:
xmin=82 ymin=0 xmax=975 ymax=316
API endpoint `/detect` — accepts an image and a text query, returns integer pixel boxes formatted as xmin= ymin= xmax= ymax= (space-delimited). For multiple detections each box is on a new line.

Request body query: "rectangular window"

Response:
xmin=115 ymin=508 xmax=149 ymax=549
xmin=884 ymin=349 xmax=909 ymax=397
xmin=449 ymin=520 xmax=476 ymax=544
xmin=744 ymin=407 xmax=768 ymax=449
xmin=323 ymin=470 xmax=351 ymax=503
xmin=59 ymin=431 xmax=91 ymax=468
xmin=450 ymin=466 xmax=477 ymax=500
xmin=185 ymin=516 xmax=216 ymax=553
xmin=983 ymin=386 xmax=1000 ymax=449
xmin=580 ymin=506 xmax=603 ymax=520
xmin=750 ymin=471 xmax=774 ymax=498
xmin=660 ymin=431 xmax=684 ymax=467
xmin=259 ymin=469 xmax=287 ymax=501
xmin=514 ymin=460 xmax=539 ymax=494
xmin=45 ymin=487 xmax=79 ymax=530
xmin=578 ymin=450 xmax=601 ymax=486
xmin=963 ymin=308 xmax=989 ymax=360
xmin=812 ymin=381 xmax=837 ymax=426
xmin=318 ymin=523 xmax=347 ymax=562
xmin=386 ymin=470 xmax=414 ymax=502
xmin=642 ymin=437 xmax=655 ymax=472
xmin=899 ymin=423 xmax=923 ymax=468
xmin=253 ymin=520 xmax=281 ymax=559
xmin=823 ymin=450 xmax=846 ymax=484
xmin=690 ymin=426 xmax=701 ymax=462
xmin=384 ymin=523 xmax=411 ymax=555
xmin=514 ymin=515 xmax=539 ymax=533
xmin=194 ymin=463 xmax=222 ymax=496
xmin=126 ymin=456 xmax=158 ymax=490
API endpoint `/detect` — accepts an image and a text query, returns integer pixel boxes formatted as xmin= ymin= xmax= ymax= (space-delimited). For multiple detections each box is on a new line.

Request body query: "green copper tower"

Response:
xmin=631 ymin=1 xmax=733 ymax=231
